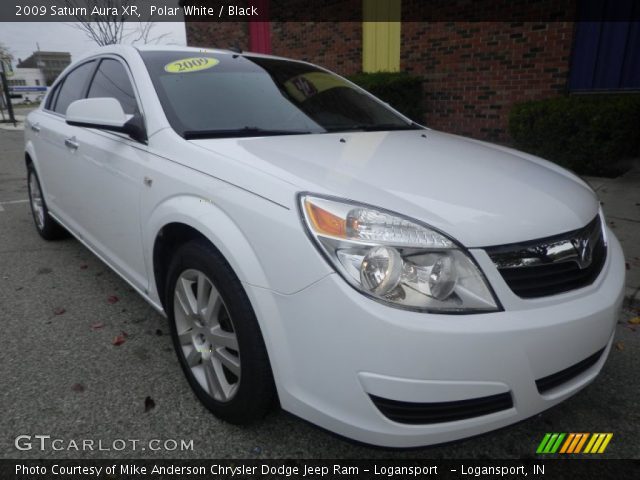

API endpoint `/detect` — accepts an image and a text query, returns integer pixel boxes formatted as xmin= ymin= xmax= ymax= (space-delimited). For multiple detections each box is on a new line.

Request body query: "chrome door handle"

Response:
xmin=30 ymin=122 xmax=41 ymax=133
xmin=64 ymin=137 xmax=79 ymax=150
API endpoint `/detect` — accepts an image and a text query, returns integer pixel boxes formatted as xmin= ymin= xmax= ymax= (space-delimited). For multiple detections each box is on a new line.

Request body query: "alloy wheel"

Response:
xmin=173 ymin=269 xmax=241 ymax=402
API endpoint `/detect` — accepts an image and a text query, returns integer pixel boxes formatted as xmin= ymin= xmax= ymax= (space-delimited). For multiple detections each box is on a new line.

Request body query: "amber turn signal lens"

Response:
xmin=304 ymin=201 xmax=346 ymax=238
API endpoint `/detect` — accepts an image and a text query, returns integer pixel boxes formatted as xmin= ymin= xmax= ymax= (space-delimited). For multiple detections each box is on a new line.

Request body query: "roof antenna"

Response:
xmin=228 ymin=45 xmax=242 ymax=55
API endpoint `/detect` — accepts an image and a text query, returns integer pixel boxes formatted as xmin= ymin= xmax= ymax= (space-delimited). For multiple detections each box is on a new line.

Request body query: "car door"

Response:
xmin=34 ymin=60 xmax=97 ymax=220
xmin=59 ymin=56 xmax=149 ymax=292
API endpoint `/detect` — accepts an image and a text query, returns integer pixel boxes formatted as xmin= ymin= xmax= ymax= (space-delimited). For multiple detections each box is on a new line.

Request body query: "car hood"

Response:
xmin=190 ymin=130 xmax=599 ymax=247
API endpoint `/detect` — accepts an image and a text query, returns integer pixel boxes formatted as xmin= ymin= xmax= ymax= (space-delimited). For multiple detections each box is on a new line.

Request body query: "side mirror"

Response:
xmin=66 ymin=97 xmax=147 ymax=143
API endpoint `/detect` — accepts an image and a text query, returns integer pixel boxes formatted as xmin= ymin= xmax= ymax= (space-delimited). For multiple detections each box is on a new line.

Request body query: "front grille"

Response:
xmin=370 ymin=392 xmax=513 ymax=425
xmin=486 ymin=215 xmax=607 ymax=298
xmin=536 ymin=348 xmax=605 ymax=393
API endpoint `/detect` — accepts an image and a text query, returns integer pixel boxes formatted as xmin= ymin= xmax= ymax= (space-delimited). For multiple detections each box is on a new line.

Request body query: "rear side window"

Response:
xmin=45 ymin=82 xmax=62 ymax=111
xmin=87 ymin=59 xmax=138 ymax=115
xmin=53 ymin=61 xmax=96 ymax=115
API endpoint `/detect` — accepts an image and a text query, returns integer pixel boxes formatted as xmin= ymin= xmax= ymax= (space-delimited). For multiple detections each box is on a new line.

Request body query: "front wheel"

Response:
xmin=165 ymin=240 xmax=276 ymax=424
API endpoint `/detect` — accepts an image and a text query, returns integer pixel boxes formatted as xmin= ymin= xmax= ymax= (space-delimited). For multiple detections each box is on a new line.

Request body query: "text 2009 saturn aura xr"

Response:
xmin=24 ymin=46 xmax=625 ymax=447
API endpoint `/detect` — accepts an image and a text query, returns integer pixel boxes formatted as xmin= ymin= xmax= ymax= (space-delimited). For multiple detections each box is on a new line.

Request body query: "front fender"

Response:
xmin=144 ymin=189 xmax=332 ymax=308
xmin=144 ymin=194 xmax=271 ymax=307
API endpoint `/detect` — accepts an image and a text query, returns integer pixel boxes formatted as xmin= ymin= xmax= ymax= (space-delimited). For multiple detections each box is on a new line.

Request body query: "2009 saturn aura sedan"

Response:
xmin=24 ymin=45 xmax=625 ymax=447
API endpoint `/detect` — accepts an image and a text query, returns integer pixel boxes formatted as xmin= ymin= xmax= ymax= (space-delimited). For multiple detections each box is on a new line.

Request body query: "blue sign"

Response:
xmin=9 ymin=86 xmax=47 ymax=92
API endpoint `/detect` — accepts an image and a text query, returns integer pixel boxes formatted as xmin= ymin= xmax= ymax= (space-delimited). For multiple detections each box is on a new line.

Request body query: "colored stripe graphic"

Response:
xmin=559 ymin=433 xmax=575 ymax=453
xmin=536 ymin=433 xmax=565 ymax=454
xmin=536 ymin=433 xmax=552 ymax=454
xmin=591 ymin=434 xmax=606 ymax=453
xmin=568 ymin=433 xmax=585 ymax=453
xmin=583 ymin=434 xmax=598 ymax=453
xmin=538 ymin=433 xmax=613 ymax=454
xmin=543 ymin=433 xmax=559 ymax=453
xmin=574 ymin=433 xmax=589 ymax=453
xmin=584 ymin=433 xmax=614 ymax=454
xmin=550 ymin=433 xmax=565 ymax=453
xmin=597 ymin=433 xmax=613 ymax=453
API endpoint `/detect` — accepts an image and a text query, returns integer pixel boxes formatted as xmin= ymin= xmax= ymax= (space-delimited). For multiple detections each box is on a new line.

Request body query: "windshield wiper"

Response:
xmin=324 ymin=123 xmax=423 ymax=133
xmin=183 ymin=127 xmax=312 ymax=139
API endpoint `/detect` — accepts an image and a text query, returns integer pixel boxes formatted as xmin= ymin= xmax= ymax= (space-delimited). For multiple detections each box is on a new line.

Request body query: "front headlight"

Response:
xmin=300 ymin=195 xmax=500 ymax=313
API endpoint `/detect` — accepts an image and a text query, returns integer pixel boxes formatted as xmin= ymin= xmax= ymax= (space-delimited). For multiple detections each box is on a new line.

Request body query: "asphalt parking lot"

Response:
xmin=1 ymin=127 xmax=639 ymax=459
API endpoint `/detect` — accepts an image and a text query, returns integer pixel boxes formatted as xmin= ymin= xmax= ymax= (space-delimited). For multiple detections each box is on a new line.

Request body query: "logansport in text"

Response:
xmin=459 ymin=464 xmax=536 ymax=476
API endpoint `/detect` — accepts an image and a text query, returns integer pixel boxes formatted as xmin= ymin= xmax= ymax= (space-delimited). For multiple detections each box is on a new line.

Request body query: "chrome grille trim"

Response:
xmin=486 ymin=215 xmax=607 ymax=298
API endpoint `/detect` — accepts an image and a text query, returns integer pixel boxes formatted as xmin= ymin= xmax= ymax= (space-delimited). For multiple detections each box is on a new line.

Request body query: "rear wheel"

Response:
xmin=165 ymin=240 xmax=276 ymax=424
xmin=27 ymin=164 xmax=67 ymax=240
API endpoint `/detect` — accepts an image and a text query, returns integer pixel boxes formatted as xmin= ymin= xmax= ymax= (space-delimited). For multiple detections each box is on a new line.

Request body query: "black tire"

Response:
xmin=165 ymin=239 xmax=276 ymax=424
xmin=27 ymin=164 xmax=68 ymax=240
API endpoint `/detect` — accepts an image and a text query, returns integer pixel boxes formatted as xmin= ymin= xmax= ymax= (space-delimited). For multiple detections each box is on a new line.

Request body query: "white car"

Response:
xmin=24 ymin=45 xmax=625 ymax=448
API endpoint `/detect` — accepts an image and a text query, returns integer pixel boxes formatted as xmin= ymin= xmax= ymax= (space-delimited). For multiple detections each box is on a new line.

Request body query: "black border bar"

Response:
xmin=2 ymin=0 xmax=640 ymax=23
xmin=2 ymin=459 xmax=639 ymax=480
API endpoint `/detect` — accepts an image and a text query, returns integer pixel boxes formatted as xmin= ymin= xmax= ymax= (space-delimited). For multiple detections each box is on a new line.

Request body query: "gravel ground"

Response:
xmin=1 ymin=128 xmax=638 ymax=460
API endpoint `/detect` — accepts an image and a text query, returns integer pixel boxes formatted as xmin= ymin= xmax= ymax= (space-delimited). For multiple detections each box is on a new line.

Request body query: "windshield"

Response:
xmin=140 ymin=51 xmax=419 ymax=138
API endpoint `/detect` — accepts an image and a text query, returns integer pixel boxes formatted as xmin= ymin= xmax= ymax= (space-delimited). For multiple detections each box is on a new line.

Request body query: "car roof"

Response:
xmin=75 ymin=44 xmax=295 ymax=64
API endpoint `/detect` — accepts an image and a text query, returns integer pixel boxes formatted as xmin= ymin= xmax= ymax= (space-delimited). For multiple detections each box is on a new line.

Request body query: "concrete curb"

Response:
xmin=0 ymin=115 xmax=26 ymax=131
xmin=0 ymin=122 xmax=25 ymax=131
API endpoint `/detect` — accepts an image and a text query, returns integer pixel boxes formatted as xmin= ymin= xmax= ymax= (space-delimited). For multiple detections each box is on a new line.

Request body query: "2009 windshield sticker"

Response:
xmin=164 ymin=57 xmax=219 ymax=73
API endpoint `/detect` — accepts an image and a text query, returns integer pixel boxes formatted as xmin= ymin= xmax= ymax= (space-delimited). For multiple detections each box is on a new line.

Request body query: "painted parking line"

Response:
xmin=0 ymin=199 xmax=29 ymax=212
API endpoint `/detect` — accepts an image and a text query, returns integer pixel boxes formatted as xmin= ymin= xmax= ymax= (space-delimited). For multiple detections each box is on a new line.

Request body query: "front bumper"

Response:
xmin=245 ymin=230 xmax=625 ymax=448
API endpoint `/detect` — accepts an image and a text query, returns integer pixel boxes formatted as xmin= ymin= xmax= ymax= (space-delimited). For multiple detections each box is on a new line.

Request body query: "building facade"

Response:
xmin=184 ymin=0 xmax=639 ymax=144
xmin=17 ymin=51 xmax=71 ymax=86
xmin=5 ymin=67 xmax=47 ymax=103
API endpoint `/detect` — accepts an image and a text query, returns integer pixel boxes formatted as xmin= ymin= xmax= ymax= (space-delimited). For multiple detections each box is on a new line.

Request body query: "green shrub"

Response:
xmin=348 ymin=72 xmax=424 ymax=122
xmin=509 ymin=95 xmax=640 ymax=177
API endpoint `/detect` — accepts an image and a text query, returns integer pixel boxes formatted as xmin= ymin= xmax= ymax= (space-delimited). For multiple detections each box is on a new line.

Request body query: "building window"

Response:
xmin=362 ymin=0 xmax=401 ymax=72
xmin=35 ymin=79 xmax=40 ymax=86
xmin=569 ymin=2 xmax=640 ymax=91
